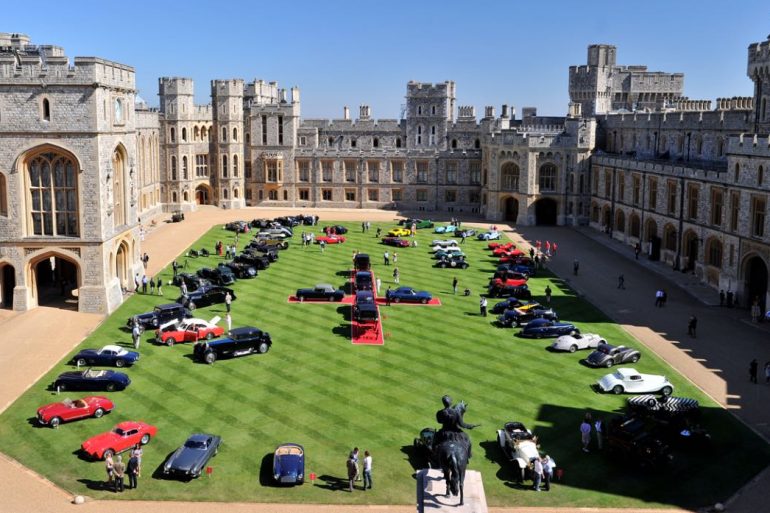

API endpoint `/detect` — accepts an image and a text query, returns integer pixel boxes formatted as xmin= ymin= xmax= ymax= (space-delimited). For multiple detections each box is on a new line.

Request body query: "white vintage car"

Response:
xmin=431 ymin=239 xmax=458 ymax=248
xmin=597 ymin=368 xmax=674 ymax=396
xmin=431 ymin=244 xmax=460 ymax=253
xmin=551 ymin=333 xmax=606 ymax=353
xmin=496 ymin=422 xmax=540 ymax=482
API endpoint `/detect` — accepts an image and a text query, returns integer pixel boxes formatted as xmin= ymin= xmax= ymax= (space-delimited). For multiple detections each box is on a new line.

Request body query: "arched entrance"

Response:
xmin=645 ymin=219 xmax=661 ymax=261
xmin=115 ymin=241 xmax=130 ymax=292
xmin=683 ymin=230 xmax=698 ymax=271
xmin=31 ymin=254 xmax=79 ymax=310
xmin=534 ymin=198 xmax=557 ymax=226
xmin=503 ymin=196 xmax=519 ymax=223
xmin=0 ymin=264 xmax=14 ymax=309
xmin=195 ymin=184 xmax=212 ymax=205
xmin=744 ymin=256 xmax=768 ymax=311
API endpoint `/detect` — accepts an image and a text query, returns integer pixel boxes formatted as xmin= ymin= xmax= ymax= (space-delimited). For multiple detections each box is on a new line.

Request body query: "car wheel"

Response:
xmin=569 ymin=345 xmax=578 ymax=353
xmin=57 ymin=383 xmax=66 ymax=392
xmin=421 ymin=298 xmax=428 ymax=304
xmin=49 ymin=417 xmax=61 ymax=428
xmin=140 ymin=434 xmax=151 ymax=445
xmin=206 ymin=332 xmax=214 ymax=340
xmin=612 ymin=385 xmax=624 ymax=395
xmin=630 ymin=355 xmax=640 ymax=363
xmin=605 ymin=360 xmax=614 ymax=368
xmin=76 ymin=358 xmax=87 ymax=367
xmin=93 ymin=408 xmax=104 ymax=419
xmin=257 ymin=342 xmax=270 ymax=354
xmin=105 ymin=383 xmax=116 ymax=392
xmin=115 ymin=359 xmax=125 ymax=368
xmin=189 ymin=302 xmax=196 ymax=310
xmin=103 ymin=449 xmax=115 ymax=460
xmin=661 ymin=386 xmax=673 ymax=396
xmin=204 ymin=352 xmax=217 ymax=364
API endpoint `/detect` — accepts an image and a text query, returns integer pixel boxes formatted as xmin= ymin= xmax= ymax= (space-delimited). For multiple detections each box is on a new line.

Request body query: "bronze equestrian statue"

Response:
xmin=434 ymin=395 xmax=478 ymax=506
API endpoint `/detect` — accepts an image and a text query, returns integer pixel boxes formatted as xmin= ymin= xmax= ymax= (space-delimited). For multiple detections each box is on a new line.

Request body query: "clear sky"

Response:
xmin=4 ymin=0 xmax=769 ymax=118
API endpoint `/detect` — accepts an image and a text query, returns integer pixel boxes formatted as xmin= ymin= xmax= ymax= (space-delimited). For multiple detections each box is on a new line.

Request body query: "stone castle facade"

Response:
xmin=1 ymin=31 xmax=769 ymax=314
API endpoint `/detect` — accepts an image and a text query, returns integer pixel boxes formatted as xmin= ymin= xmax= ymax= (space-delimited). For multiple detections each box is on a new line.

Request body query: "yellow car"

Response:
xmin=388 ymin=227 xmax=411 ymax=237
xmin=515 ymin=302 xmax=542 ymax=313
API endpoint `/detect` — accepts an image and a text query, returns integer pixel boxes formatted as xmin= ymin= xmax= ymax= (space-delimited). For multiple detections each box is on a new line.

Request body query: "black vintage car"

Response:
xmin=492 ymin=269 xmax=529 ymax=281
xmin=354 ymin=253 xmax=371 ymax=271
xmin=497 ymin=307 xmax=558 ymax=327
xmin=488 ymin=283 xmax=533 ymax=299
xmin=197 ymin=267 xmax=236 ymax=286
xmin=354 ymin=271 xmax=374 ymax=292
xmin=497 ymin=263 xmax=536 ymax=277
xmin=295 ymin=284 xmax=345 ymax=302
xmin=54 ymin=368 xmax=131 ymax=392
xmin=224 ymin=261 xmax=257 ymax=278
xmin=322 ymin=224 xmax=348 ymax=234
xmin=586 ymin=343 xmax=641 ymax=368
xmin=193 ymin=326 xmax=272 ymax=364
xmin=171 ymin=210 xmax=185 ymax=222
xmin=243 ymin=246 xmax=278 ymax=262
xmin=128 ymin=303 xmax=192 ymax=330
xmin=626 ymin=395 xmax=711 ymax=449
xmin=353 ymin=291 xmax=378 ymax=322
xmin=225 ymin=221 xmax=250 ymax=233
xmin=173 ymin=273 xmax=210 ymax=292
xmin=177 ymin=286 xmax=236 ymax=310
xmin=435 ymin=255 xmax=469 ymax=269
xmin=235 ymin=253 xmax=270 ymax=270
xmin=605 ymin=415 xmax=673 ymax=468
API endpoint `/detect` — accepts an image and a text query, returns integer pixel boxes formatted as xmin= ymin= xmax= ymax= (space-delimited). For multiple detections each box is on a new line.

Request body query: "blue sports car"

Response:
xmin=72 ymin=345 xmax=140 ymax=368
xmin=434 ymin=225 xmax=457 ymax=234
xmin=273 ymin=443 xmax=304 ymax=484
xmin=53 ymin=368 xmax=131 ymax=392
xmin=386 ymin=287 xmax=433 ymax=304
xmin=163 ymin=433 xmax=222 ymax=479
xmin=477 ymin=230 xmax=501 ymax=241
xmin=518 ymin=318 xmax=579 ymax=338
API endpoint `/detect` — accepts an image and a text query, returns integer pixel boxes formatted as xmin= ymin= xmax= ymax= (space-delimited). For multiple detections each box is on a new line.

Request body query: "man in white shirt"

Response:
xmin=363 ymin=450 xmax=372 ymax=490
xmin=532 ymin=456 xmax=543 ymax=491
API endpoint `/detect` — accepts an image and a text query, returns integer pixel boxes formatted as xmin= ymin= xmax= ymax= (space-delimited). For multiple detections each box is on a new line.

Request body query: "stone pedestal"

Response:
xmin=417 ymin=468 xmax=487 ymax=513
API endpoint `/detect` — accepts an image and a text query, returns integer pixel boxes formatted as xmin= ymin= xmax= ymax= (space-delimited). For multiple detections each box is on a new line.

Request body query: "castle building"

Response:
xmin=1 ymin=31 xmax=769 ymax=314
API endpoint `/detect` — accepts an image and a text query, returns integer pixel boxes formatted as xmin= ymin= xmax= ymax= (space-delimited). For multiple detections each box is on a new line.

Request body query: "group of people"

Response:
xmin=105 ymin=444 xmax=142 ymax=492
xmin=215 ymin=240 xmax=238 ymax=259
xmin=579 ymin=413 xmax=604 ymax=453
xmin=345 ymin=447 xmax=372 ymax=491
xmin=133 ymin=272 xmax=163 ymax=296
xmin=749 ymin=359 xmax=770 ymax=384
xmin=530 ymin=453 xmax=557 ymax=492
xmin=300 ymin=232 xmax=316 ymax=247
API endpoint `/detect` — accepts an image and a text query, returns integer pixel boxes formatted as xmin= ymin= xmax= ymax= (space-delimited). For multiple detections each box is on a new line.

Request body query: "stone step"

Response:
xmin=417 ymin=468 xmax=487 ymax=513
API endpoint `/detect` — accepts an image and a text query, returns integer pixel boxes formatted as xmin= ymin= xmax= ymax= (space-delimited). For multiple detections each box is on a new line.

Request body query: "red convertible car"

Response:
xmin=155 ymin=317 xmax=225 ymax=346
xmin=81 ymin=421 xmax=158 ymax=460
xmin=37 ymin=396 xmax=114 ymax=428
xmin=499 ymin=254 xmax=534 ymax=265
xmin=382 ymin=237 xmax=410 ymax=247
xmin=316 ymin=235 xmax=346 ymax=244
xmin=492 ymin=247 xmax=524 ymax=257
xmin=490 ymin=277 xmax=528 ymax=288
xmin=488 ymin=241 xmax=514 ymax=251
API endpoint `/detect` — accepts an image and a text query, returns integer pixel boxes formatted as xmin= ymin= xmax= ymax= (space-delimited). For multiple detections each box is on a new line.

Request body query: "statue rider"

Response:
xmin=436 ymin=395 xmax=478 ymax=458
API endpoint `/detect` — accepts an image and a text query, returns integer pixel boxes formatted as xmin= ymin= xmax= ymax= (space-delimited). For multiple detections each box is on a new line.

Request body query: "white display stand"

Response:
xmin=417 ymin=468 xmax=487 ymax=513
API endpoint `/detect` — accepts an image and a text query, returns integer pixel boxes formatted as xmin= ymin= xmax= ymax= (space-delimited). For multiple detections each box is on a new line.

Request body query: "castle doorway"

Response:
xmin=534 ymin=198 xmax=557 ymax=225
xmin=0 ymin=264 xmax=14 ymax=309
xmin=503 ymin=197 xmax=519 ymax=223
xmin=115 ymin=241 xmax=130 ymax=291
xmin=32 ymin=255 xmax=79 ymax=310
xmin=195 ymin=184 xmax=212 ymax=205
xmin=744 ymin=255 xmax=768 ymax=312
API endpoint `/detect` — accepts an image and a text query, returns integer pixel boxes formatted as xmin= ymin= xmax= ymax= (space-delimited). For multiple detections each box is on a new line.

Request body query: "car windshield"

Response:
xmin=185 ymin=439 xmax=207 ymax=449
xmin=598 ymin=346 xmax=611 ymax=354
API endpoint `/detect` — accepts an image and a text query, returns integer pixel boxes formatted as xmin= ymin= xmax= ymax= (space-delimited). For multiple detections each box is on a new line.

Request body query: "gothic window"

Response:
xmin=396 ymin=138 xmax=402 ymax=148
xmin=26 ymin=152 xmax=79 ymax=236
xmin=328 ymin=137 xmax=334 ymax=147
xmin=112 ymin=149 xmax=126 ymax=227
xmin=417 ymin=106 xmax=422 ymax=116
xmin=474 ymin=139 xmax=480 ymax=149
xmin=751 ymin=196 xmax=766 ymax=237
xmin=717 ymin=137 xmax=724 ymax=157
xmin=431 ymin=105 xmax=436 ymax=115
xmin=391 ymin=161 xmax=403 ymax=183
xmin=344 ymin=160 xmax=356 ymax=182
xmin=170 ymin=127 xmax=176 ymax=143
xmin=0 ymin=173 xmax=7 ymax=216
xmin=735 ymin=163 xmax=740 ymax=182
xmin=181 ymin=127 xmax=187 ymax=142
xmin=222 ymin=127 xmax=227 ymax=141
xmin=687 ymin=185 xmax=698 ymax=220
xmin=194 ymin=126 xmax=200 ymax=141
xmin=223 ymin=188 xmax=229 ymax=199
xmin=42 ymin=98 xmax=50 ymax=122
xmin=445 ymin=161 xmax=457 ymax=184
xmin=538 ymin=164 xmax=557 ymax=192
xmin=182 ymin=156 xmax=188 ymax=180
xmin=706 ymin=238 xmax=723 ymax=268
xmin=171 ymin=156 xmax=177 ymax=181
xmin=233 ymin=155 xmax=238 ymax=177
xmin=501 ymin=163 xmax=519 ymax=191
xmin=367 ymin=161 xmax=379 ymax=183
xmin=234 ymin=188 xmax=239 ymax=198
xmin=417 ymin=126 xmax=422 ymax=146
xmin=429 ymin=126 xmax=436 ymax=145
xmin=711 ymin=188 xmax=724 ymax=226
xmin=222 ymin=155 xmax=228 ymax=178
xmin=664 ymin=224 xmax=677 ymax=251
xmin=183 ymin=191 xmax=189 ymax=202
xmin=451 ymin=139 xmax=458 ymax=149
xmin=416 ymin=161 xmax=428 ymax=183
xmin=373 ymin=137 xmax=379 ymax=148
xmin=172 ymin=191 xmax=178 ymax=203
xmin=283 ymin=190 xmax=288 ymax=200
xmin=760 ymin=166 xmax=765 ymax=186
xmin=351 ymin=138 xmax=357 ymax=148
xmin=233 ymin=127 xmax=238 ymax=142
xmin=470 ymin=161 xmax=481 ymax=185
xmin=114 ymin=98 xmax=123 ymax=124
xmin=322 ymin=160 xmax=333 ymax=182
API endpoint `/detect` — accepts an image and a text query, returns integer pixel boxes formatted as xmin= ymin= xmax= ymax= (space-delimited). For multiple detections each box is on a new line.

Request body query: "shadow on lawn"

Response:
xmin=77 ymin=478 xmax=115 ymax=492
xmin=315 ymin=474 xmax=352 ymax=492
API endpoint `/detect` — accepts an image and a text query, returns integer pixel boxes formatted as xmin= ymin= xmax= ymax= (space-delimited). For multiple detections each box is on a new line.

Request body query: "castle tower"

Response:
xmin=211 ymin=79 xmax=245 ymax=209
xmin=568 ymin=45 xmax=615 ymax=116
xmin=748 ymin=34 xmax=770 ymax=133
xmin=158 ymin=77 xmax=196 ymax=209
xmin=405 ymin=81 xmax=455 ymax=150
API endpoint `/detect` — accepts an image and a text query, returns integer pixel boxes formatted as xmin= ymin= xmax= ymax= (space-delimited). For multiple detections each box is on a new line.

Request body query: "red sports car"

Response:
xmin=490 ymin=277 xmax=528 ymax=288
xmin=316 ymin=235 xmax=346 ymax=244
xmin=81 ymin=421 xmax=158 ymax=460
xmin=499 ymin=254 xmax=534 ymax=265
xmin=155 ymin=317 xmax=225 ymax=346
xmin=382 ymin=237 xmax=410 ymax=247
xmin=488 ymin=242 xmax=514 ymax=250
xmin=492 ymin=247 xmax=524 ymax=257
xmin=36 ymin=396 xmax=114 ymax=428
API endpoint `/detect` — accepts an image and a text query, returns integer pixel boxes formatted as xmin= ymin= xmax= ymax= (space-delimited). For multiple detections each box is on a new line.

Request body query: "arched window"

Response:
xmin=233 ymin=155 xmax=238 ymax=177
xmin=695 ymin=134 xmax=703 ymax=154
xmin=538 ymin=164 xmax=557 ymax=191
xmin=26 ymin=152 xmax=79 ymax=236
xmin=501 ymin=163 xmax=519 ymax=191
xmin=234 ymin=188 xmax=239 ymax=198
xmin=351 ymin=138 xmax=357 ymax=148
xmin=373 ymin=137 xmax=379 ymax=148
xmin=328 ymin=137 xmax=334 ymax=147
xmin=171 ymin=156 xmax=177 ymax=181
xmin=223 ymin=188 xmax=229 ymax=199
xmin=451 ymin=139 xmax=458 ymax=149
xmin=396 ymin=138 xmax=402 ymax=148
xmin=181 ymin=127 xmax=187 ymax=142
xmin=194 ymin=126 xmax=200 ymax=141
xmin=630 ymin=214 xmax=641 ymax=238
xmin=717 ymin=138 xmax=724 ymax=157
xmin=111 ymin=149 xmax=126 ymax=228
xmin=0 ymin=172 xmax=7 ymax=216
xmin=417 ymin=106 xmax=422 ymax=115
xmin=735 ymin=163 xmax=740 ymax=182
xmin=222 ymin=127 xmax=227 ymax=141
xmin=172 ymin=191 xmax=178 ymax=203
xmin=182 ymin=156 xmax=188 ymax=179
xmin=431 ymin=105 xmax=436 ymax=115
xmin=233 ymin=127 xmax=238 ymax=141
xmin=222 ymin=155 xmax=228 ymax=178
xmin=283 ymin=190 xmax=288 ymax=200
xmin=416 ymin=126 xmax=422 ymax=145
xmin=201 ymin=126 xmax=207 ymax=140
xmin=706 ymin=238 xmax=723 ymax=268
xmin=170 ymin=127 xmax=176 ymax=143
xmin=183 ymin=191 xmax=189 ymax=202
xmin=615 ymin=210 xmax=625 ymax=233
xmin=42 ymin=98 xmax=50 ymax=122
xmin=759 ymin=166 xmax=764 ymax=186
xmin=664 ymin=225 xmax=677 ymax=251
xmin=246 ymin=132 xmax=250 ymax=144
xmin=474 ymin=139 xmax=480 ymax=149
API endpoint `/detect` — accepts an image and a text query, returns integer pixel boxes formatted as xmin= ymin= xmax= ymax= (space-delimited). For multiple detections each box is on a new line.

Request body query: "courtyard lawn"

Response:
xmin=0 ymin=220 xmax=767 ymax=508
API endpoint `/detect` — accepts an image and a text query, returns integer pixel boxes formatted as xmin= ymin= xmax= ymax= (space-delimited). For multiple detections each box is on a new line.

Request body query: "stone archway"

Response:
xmin=0 ymin=263 xmax=15 ymax=309
xmin=502 ymin=196 xmax=519 ymax=223
xmin=196 ymin=184 xmax=212 ymax=205
xmin=683 ymin=230 xmax=698 ymax=271
xmin=115 ymin=240 xmax=130 ymax=292
xmin=743 ymin=255 xmax=768 ymax=311
xmin=645 ymin=218 xmax=660 ymax=261
xmin=534 ymin=198 xmax=557 ymax=226
xmin=29 ymin=253 xmax=80 ymax=310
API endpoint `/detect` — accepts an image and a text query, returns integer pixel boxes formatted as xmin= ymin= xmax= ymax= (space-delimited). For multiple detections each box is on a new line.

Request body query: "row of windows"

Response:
xmin=500 ymin=163 xmax=558 ymax=192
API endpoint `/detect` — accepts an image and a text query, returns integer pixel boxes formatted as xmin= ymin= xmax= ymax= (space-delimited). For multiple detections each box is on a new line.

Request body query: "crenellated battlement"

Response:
xmin=748 ymin=35 xmax=770 ymax=67
xmin=715 ymin=96 xmax=754 ymax=110
xmin=458 ymin=106 xmax=475 ymax=119
xmin=211 ymin=78 xmax=244 ymax=98
xmin=729 ymin=133 xmax=770 ymax=156
xmin=406 ymin=80 xmax=455 ymax=97
xmin=158 ymin=77 xmax=194 ymax=96
xmin=670 ymin=97 xmax=712 ymax=111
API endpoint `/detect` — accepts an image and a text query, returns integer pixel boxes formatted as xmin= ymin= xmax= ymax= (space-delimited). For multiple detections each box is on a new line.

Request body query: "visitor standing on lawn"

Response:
xmin=363 ymin=450 xmax=372 ymax=490
xmin=544 ymin=285 xmax=552 ymax=305
xmin=580 ymin=414 xmax=592 ymax=453
xmin=347 ymin=453 xmax=357 ymax=491
xmin=480 ymin=296 xmax=488 ymax=317
xmin=225 ymin=291 xmax=232 ymax=313
xmin=453 ymin=277 xmax=458 ymax=294
xmin=393 ymin=267 xmax=400 ymax=284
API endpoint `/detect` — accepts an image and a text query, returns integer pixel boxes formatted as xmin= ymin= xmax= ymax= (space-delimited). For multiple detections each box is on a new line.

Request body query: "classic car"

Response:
xmin=176 ymin=286 xmax=236 ymax=310
xmin=245 ymin=242 xmax=279 ymax=260
xmin=225 ymin=220 xmax=250 ymax=233
xmin=354 ymin=271 xmax=374 ymax=292
xmin=434 ymin=248 xmax=465 ymax=259
xmin=386 ymin=287 xmax=432 ymax=304
xmin=197 ymin=267 xmax=236 ymax=286
xmin=81 ymin=421 xmax=157 ymax=460
xmin=193 ymin=326 xmax=272 ymax=364
xmin=586 ymin=343 xmax=641 ymax=368
xmin=434 ymin=224 xmax=457 ymax=234
xmin=492 ymin=269 xmax=529 ymax=282
xmin=170 ymin=210 xmax=185 ymax=222
xmin=499 ymin=254 xmax=534 ymax=265
xmin=382 ymin=237 xmax=410 ymax=247
xmin=257 ymin=230 xmax=290 ymax=240
xmin=72 ymin=345 xmax=140 ymax=368
xmin=128 ymin=303 xmax=193 ymax=331
xmin=550 ymin=333 xmax=606 ymax=352
xmin=413 ymin=427 xmax=438 ymax=465
xmin=518 ymin=318 xmax=578 ymax=338
xmin=490 ymin=298 xmax=539 ymax=315
xmin=497 ymin=307 xmax=558 ymax=328
xmin=431 ymin=239 xmax=459 ymax=247
xmin=54 ymin=368 xmax=131 ymax=392
xmin=431 ymin=243 xmax=460 ymax=253
xmin=496 ymin=421 xmax=541 ymax=483
xmin=488 ymin=283 xmax=532 ymax=299
xmin=353 ymin=291 xmax=378 ymax=322
xmin=605 ymin=415 xmax=673 ymax=468
xmin=436 ymin=256 xmax=469 ymax=269
xmin=322 ymin=224 xmax=348 ymax=234
xmin=36 ymin=396 xmax=114 ymax=428
xmin=456 ymin=229 xmax=476 ymax=238
xmin=155 ymin=317 xmax=225 ymax=346
xmin=477 ymin=230 xmax=501 ymax=241
xmin=296 ymin=284 xmax=345 ymax=302
xmin=489 ymin=277 xmax=528 ymax=289
xmin=387 ymin=227 xmax=411 ymax=237
xmin=492 ymin=246 xmax=524 ymax=257
xmin=626 ymin=395 xmax=711 ymax=449
xmin=413 ymin=219 xmax=434 ymax=229
xmin=488 ymin=241 xmax=514 ymax=250
xmin=315 ymin=234 xmax=346 ymax=244
xmin=497 ymin=263 xmax=536 ymax=276
xmin=235 ymin=253 xmax=270 ymax=270
xmin=273 ymin=443 xmax=305 ymax=484
xmin=597 ymin=368 xmax=674 ymax=395
xmin=354 ymin=253 xmax=371 ymax=271
xmin=163 ymin=433 xmax=222 ymax=479
xmin=172 ymin=273 xmax=210 ymax=292
xmin=224 ymin=261 xmax=257 ymax=278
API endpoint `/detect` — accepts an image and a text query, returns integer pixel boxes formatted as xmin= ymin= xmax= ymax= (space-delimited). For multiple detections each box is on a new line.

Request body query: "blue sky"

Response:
xmin=4 ymin=0 xmax=768 ymax=118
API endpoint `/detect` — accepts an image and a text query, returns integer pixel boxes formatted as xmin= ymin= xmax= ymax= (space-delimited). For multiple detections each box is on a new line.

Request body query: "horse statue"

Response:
xmin=433 ymin=396 xmax=478 ymax=506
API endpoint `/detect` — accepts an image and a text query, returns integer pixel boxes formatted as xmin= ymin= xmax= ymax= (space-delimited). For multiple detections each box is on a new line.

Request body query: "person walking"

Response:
xmin=480 ymin=296 xmax=488 ymax=317
xmin=617 ymin=274 xmax=625 ymax=289
xmin=542 ymin=455 xmax=556 ymax=491
xmin=719 ymin=289 xmax=725 ymax=307
xmin=172 ymin=259 xmax=179 ymax=277
xmin=131 ymin=320 xmax=141 ymax=350
xmin=573 ymin=259 xmax=579 ymax=276
xmin=750 ymin=359 xmax=759 ymax=384
xmin=105 ymin=453 xmax=115 ymax=490
xmin=594 ymin=418 xmax=604 ymax=450
xmin=461 ymin=232 xmax=466 ymax=244
xmin=655 ymin=289 xmax=664 ymax=307
xmin=383 ymin=251 xmax=390 ymax=265
xmin=376 ymin=227 xmax=382 ymax=238
xmin=141 ymin=275 xmax=148 ymax=294
xmin=346 ymin=452 xmax=357 ymax=491
xmin=393 ymin=252 xmax=398 ymax=264
xmin=393 ymin=267 xmax=400 ymax=284
xmin=351 ymin=447 xmax=361 ymax=481
xmin=112 ymin=455 xmax=125 ymax=492
xmin=361 ymin=222 xmax=366 ymax=233
xmin=452 ymin=277 xmax=458 ymax=295
xmin=225 ymin=291 xmax=232 ymax=313
xmin=544 ymin=285 xmax=552 ymax=305
xmin=134 ymin=273 xmax=140 ymax=292
xmin=634 ymin=243 xmax=641 ymax=260
xmin=386 ymin=286 xmax=392 ymax=306
xmin=363 ymin=450 xmax=372 ymax=490
xmin=532 ymin=456 xmax=543 ymax=491
xmin=156 ymin=278 xmax=163 ymax=296
xmin=529 ymin=247 xmax=535 ymax=259
xmin=688 ymin=315 xmax=697 ymax=338
xmin=126 ymin=453 xmax=140 ymax=489
xmin=580 ymin=414 xmax=592 ymax=453
xmin=180 ymin=280 xmax=188 ymax=297
xmin=319 ymin=239 xmax=326 ymax=253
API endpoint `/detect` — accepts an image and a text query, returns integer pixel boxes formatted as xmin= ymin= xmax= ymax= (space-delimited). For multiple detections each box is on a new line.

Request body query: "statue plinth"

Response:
xmin=417 ymin=468 xmax=487 ymax=513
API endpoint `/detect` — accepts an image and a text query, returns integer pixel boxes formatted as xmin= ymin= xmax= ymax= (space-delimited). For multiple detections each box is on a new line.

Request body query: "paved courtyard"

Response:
xmin=0 ymin=206 xmax=767 ymax=513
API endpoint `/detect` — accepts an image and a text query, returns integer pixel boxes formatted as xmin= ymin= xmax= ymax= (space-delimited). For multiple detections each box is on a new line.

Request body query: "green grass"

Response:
xmin=0 ymin=221 xmax=767 ymax=508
